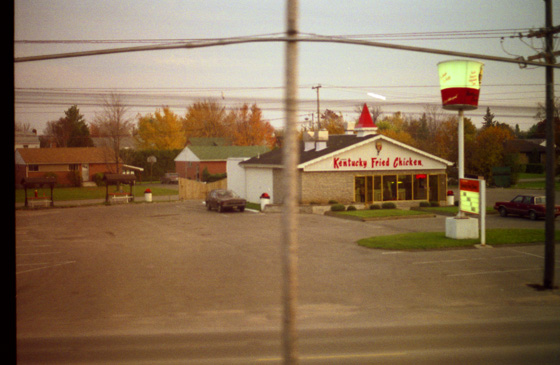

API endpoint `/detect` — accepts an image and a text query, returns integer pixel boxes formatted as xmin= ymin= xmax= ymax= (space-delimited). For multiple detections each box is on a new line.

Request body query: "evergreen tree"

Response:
xmin=482 ymin=107 xmax=495 ymax=129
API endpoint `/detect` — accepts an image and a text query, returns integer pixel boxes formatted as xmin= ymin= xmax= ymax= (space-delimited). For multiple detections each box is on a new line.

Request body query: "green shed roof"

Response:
xmin=188 ymin=145 xmax=270 ymax=161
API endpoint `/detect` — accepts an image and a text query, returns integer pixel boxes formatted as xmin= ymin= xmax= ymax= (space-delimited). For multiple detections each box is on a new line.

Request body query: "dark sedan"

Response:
xmin=494 ymin=195 xmax=560 ymax=220
xmin=205 ymin=189 xmax=246 ymax=212
xmin=161 ymin=172 xmax=179 ymax=184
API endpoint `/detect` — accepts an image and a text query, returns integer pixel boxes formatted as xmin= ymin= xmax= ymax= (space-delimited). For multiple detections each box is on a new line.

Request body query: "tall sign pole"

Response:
xmin=457 ymin=108 xmax=465 ymax=217
xmin=438 ymin=60 xmax=484 ymax=221
xmin=543 ymin=0 xmax=556 ymax=289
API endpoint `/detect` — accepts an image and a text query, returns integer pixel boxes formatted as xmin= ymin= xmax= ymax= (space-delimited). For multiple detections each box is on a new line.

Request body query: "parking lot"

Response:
xmin=15 ymin=194 xmax=559 ymax=337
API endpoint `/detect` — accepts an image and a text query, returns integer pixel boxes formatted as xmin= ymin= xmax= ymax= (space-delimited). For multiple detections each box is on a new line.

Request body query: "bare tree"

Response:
xmin=423 ymin=104 xmax=448 ymax=137
xmin=93 ymin=93 xmax=133 ymax=174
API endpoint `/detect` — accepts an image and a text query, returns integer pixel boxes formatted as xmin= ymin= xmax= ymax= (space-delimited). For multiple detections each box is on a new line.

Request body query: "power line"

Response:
xmin=14 ymin=29 xmax=533 ymax=45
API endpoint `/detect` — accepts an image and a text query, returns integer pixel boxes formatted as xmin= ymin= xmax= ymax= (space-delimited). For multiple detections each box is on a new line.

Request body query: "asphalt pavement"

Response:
xmin=14 ymin=185 xmax=560 ymax=363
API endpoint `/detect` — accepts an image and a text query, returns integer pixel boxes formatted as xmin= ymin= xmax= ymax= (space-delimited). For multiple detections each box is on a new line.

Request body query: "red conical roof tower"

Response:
xmin=355 ymin=103 xmax=378 ymax=136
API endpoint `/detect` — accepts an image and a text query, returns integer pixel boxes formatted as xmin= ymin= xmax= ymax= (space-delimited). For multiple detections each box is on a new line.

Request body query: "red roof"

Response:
xmin=16 ymin=147 xmax=120 ymax=164
xmin=356 ymin=103 xmax=376 ymax=129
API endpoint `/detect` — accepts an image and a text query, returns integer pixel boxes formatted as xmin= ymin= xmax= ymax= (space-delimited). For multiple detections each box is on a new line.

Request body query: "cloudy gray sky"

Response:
xmin=14 ymin=0 xmax=558 ymax=132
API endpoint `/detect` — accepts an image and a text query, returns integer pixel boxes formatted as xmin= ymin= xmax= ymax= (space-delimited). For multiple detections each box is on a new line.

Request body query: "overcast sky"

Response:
xmin=14 ymin=0 xmax=559 ymax=133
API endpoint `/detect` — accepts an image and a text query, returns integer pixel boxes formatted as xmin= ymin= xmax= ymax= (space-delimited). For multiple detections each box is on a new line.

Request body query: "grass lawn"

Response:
xmin=357 ymin=229 xmax=560 ymax=250
xmin=513 ymin=180 xmax=560 ymax=190
xmin=15 ymin=184 xmax=178 ymax=203
xmin=415 ymin=206 xmax=495 ymax=216
xmin=329 ymin=208 xmax=433 ymax=220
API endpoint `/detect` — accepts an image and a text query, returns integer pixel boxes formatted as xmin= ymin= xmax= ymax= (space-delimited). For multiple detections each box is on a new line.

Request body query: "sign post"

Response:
xmin=459 ymin=178 xmax=486 ymax=245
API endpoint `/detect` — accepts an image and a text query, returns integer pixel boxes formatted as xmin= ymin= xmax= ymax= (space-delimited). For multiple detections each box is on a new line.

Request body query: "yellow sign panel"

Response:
xmin=460 ymin=190 xmax=480 ymax=214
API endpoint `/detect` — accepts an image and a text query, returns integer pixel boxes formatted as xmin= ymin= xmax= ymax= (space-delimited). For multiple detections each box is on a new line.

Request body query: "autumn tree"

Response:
xmin=183 ymin=100 xmax=229 ymax=141
xmin=136 ymin=107 xmax=186 ymax=150
xmin=320 ymin=109 xmax=345 ymax=135
xmin=229 ymin=103 xmax=276 ymax=147
xmin=43 ymin=105 xmax=93 ymax=147
xmin=377 ymin=112 xmax=415 ymax=146
xmin=432 ymin=116 xmax=477 ymax=163
xmin=182 ymin=100 xmax=276 ymax=147
xmin=468 ymin=125 xmax=515 ymax=180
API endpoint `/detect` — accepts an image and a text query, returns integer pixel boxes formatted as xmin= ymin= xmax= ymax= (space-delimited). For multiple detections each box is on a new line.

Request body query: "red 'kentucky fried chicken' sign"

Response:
xmin=333 ymin=156 xmax=423 ymax=170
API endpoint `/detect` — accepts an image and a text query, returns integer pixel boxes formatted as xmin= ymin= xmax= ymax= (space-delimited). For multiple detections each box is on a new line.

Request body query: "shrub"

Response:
xmin=419 ymin=201 xmax=431 ymax=207
xmin=67 ymin=171 xmax=82 ymax=187
xmin=330 ymin=204 xmax=345 ymax=212
xmin=346 ymin=205 xmax=357 ymax=211
xmin=369 ymin=204 xmax=381 ymax=210
xmin=93 ymin=173 xmax=105 ymax=186
xmin=430 ymin=201 xmax=440 ymax=207
xmin=525 ymin=163 xmax=545 ymax=174
xmin=328 ymin=200 xmax=339 ymax=205
xmin=382 ymin=202 xmax=396 ymax=209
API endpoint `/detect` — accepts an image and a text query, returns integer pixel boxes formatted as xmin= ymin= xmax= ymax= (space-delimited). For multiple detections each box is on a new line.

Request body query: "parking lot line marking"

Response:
xmin=414 ymin=255 xmax=524 ymax=265
xmin=506 ymin=248 xmax=560 ymax=263
xmin=447 ymin=267 xmax=541 ymax=277
xmin=16 ymin=252 xmax=61 ymax=256
xmin=257 ymin=351 xmax=407 ymax=362
xmin=16 ymin=261 xmax=76 ymax=274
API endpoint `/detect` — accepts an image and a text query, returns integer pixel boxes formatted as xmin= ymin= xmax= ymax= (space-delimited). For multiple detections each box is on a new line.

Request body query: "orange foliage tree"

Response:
xmin=468 ymin=125 xmax=515 ymax=180
xmin=229 ymin=103 xmax=276 ymax=147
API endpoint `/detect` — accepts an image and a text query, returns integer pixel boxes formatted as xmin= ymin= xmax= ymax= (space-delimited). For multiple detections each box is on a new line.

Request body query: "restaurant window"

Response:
xmin=398 ymin=175 xmax=413 ymax=200
xmin=374 ymin=176 xmax=382 ymax=201
xmin=428 ymin=174 xmax=447 ymax=202
xmin=355 ymin=176 xmax=366 ymax=202
xmin=354 ymin=174 xmax=445 ymax=203
xmin=382 ymin=175 xmax=397 ymax=201
xmin=366 ymin=176 xmax=373 ymax=202
xmin=414 ymin=174 xmax=428 ymax=200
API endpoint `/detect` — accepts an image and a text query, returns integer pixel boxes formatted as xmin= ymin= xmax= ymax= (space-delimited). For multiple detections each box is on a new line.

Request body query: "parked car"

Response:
xmin=205 ymin=189 xmax=246 ymax=212
xmin=494 ymin=195 xmax=560 ymax=220
xmin=161 ymin=172 xmax=179 ymax=184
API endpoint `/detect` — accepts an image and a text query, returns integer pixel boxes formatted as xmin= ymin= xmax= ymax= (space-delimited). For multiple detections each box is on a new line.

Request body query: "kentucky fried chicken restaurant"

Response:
xmin=238 ymin=104 xmax=453 ymax=206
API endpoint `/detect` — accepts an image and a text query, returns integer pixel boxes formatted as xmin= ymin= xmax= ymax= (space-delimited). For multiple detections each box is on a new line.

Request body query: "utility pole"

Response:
xmin=283 ymin=0 xmax=300 ymax=363
xmin=528 ymin=0 xmax=558 ymax=289
xmin=543 ymin=0 xmax=556 ymax=290
xmin=312 ymin=84 xmax=321 ymax=131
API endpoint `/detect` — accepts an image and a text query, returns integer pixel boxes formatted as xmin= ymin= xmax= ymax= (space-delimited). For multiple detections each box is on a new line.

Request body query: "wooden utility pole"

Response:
xmin=543 ymin=0 xmax=556 ymax=289
xmin=529 ymin=0 xmax=558 ymax=289
xmin=312 ymin=84 xmax=321 ymax=130
xmin=282 ymin=0 xmax=300 ymax=363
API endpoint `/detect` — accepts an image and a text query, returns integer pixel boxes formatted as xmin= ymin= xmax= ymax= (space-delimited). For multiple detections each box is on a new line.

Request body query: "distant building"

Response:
xmin=174 ymin=142 xmax=270 ymax=181
xmin=15 ymin=147 xmax=123 ymax=187
xmin=15 ymin=130 xmax=40 ymax=150
xmin=504 ymin=139 xmax=550 ymax=165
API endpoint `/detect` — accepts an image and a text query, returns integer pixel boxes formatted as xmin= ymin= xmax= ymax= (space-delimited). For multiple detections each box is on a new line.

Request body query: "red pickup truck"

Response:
xmin=494 ymin=195 xmax=560 ymax=220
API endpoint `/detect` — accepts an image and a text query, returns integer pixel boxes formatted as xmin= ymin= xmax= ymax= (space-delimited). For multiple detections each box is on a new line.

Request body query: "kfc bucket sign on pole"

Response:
xmin=438 ymin=59 xmax=483 ymax=218
xmin=438 ymin=60 xmax=484 ymax=111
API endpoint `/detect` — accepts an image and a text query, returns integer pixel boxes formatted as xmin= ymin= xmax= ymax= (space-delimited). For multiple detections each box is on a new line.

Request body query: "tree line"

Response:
xmin=16 ymin=93 xmax=558 ymax=183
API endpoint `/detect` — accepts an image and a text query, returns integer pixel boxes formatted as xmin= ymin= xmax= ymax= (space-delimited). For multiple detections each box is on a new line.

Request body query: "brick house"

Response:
xmin=15 ymin=147 xmax=123 ymax=187
xmin=174 ymin=144 xmax=270 ymax=181
xmin=503 ymin=139 xmax=549 ymax=165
